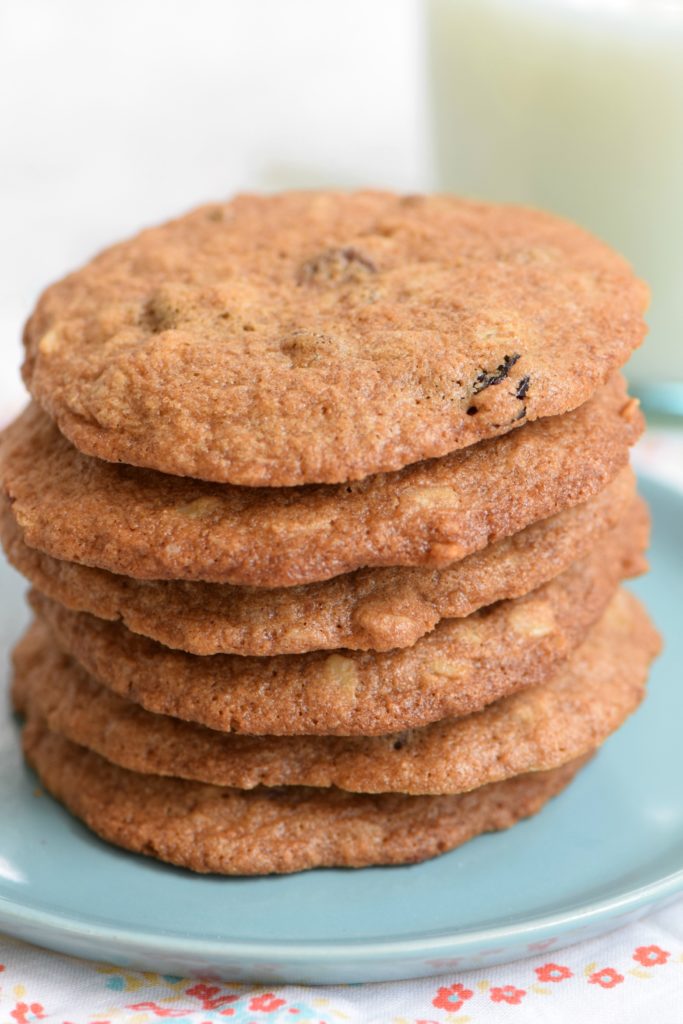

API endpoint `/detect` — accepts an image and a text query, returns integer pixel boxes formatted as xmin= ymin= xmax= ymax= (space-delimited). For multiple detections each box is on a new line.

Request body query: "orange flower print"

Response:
xmin=633 ymin=944 xmax=670 ymax=967
xmin=535 ymin=962 xmax=573 ymax=983
xmin=490 ymin=985 xmax=526 ymax=1004
xmin=432 ymin=982 xmax=474 ymax=1011
xmin=248 ymin=994 xmax=287 ymax=1013
xmin=588 ymin=967 xmax=624 ymax=989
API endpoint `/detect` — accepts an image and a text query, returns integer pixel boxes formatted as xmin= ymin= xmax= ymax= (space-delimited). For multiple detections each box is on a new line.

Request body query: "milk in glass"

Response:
xmin=428 ymin=0 xmax=683 ymax=407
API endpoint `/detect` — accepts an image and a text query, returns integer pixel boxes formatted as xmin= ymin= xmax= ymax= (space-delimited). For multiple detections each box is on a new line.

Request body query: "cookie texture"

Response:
xmin=0 ymin=377 xmax=643 ymax=587
xmin=22 ymin=717 xmax=589 ymax=873
xmin=14 ymin=590 xmax=659 ymax=796
xmin=0 ymin=469 xmax=637 ymax=656
xmin=22 ymin=191 xmax=647 ymax=486
xmin=29 ymin=512 xmax=648 ymax=736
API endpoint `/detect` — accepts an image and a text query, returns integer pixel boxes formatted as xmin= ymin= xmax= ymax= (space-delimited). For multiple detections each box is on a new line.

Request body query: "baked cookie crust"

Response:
xmin=23 ymin=191 xmax=648 ymax=486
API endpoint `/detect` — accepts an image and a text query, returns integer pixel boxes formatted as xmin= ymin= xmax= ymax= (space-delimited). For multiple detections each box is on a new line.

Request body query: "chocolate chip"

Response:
xmin=516 ymin=374 xmax=531 ymax=401
xmin=472 ymin=353 xmax=521 ymax=395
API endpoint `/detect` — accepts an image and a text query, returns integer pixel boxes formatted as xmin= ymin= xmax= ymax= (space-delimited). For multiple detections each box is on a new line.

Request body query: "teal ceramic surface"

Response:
xmin=0 ymin=475 xmax=681 ymax=984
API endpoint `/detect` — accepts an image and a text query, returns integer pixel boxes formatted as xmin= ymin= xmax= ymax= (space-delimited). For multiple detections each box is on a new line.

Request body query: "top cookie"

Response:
xmin=23 ymin=191 xmax=648 ymax=486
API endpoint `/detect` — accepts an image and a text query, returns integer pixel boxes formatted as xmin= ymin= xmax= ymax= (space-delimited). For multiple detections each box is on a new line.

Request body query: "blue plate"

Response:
xmin=0 ymin=475 xmax=681 ymax=984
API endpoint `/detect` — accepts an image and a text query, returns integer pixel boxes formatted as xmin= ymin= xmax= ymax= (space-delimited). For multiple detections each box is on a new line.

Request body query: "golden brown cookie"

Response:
xmin=14 ymin=590 xmax=659 ymax=796
xmin=29 ymin=513 xmax=647 ymax=736
xmin=22 ymin=716 xmax=590 ymax=874
xmin=22 ymin=192 xmax=647 ymax=486
xmin=0 ymin=377 xmax=643 ymax=587
xmin=0 ymin=469 xmax=637 ymax=655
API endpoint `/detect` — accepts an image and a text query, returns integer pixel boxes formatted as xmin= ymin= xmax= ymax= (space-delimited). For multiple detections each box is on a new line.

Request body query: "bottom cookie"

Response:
xmin=23 ymin=717 xmax=588 ymax=875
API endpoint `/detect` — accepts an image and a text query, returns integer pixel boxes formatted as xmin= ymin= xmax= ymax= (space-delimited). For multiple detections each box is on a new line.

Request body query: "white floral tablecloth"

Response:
xmin=2 ymin=429 xmax=682 ymax=1024
xmin=1 ymin=910 xmax=683 ymax=1023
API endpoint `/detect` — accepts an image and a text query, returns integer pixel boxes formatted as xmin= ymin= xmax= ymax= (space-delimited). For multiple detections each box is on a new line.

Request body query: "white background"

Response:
xmin=0 ymin=0 xmax=429 ymax=421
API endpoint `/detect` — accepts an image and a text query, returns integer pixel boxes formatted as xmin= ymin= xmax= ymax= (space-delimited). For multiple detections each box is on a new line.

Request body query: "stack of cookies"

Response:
xmin=0 ymin=192 xmax=660 ymax=875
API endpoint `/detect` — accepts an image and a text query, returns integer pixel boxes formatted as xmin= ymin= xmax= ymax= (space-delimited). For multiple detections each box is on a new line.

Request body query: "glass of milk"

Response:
xmin=427 ymin=0 xmax=683 ymax=417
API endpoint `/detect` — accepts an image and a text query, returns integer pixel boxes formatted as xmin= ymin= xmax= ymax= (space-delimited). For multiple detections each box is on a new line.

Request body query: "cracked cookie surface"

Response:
xmin=13 ymin=590 xmax=660 ymax=795
xmin=22 ymin=718 xmax=590 ymax=874
xmin=27 ymin=511 xmax=648 ymax=735
xmin=22 ymin=191 xmax=648 ymax=486
xmin=0 ymin=468 xmax=637 ymax=655
xmin=0 ymin=376 xmax=643 ymax=587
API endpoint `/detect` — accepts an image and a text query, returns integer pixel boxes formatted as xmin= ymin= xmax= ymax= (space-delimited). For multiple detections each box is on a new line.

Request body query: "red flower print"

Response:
xmin=10 ymin=1005 xmax=47 ymax=1024
xmin=432 ymin=982 xmax=474 ymax=1011
xmin=535 ymin=962 xmax=573 ymax=983
xmin=633 ymin=944 xmax=670 ymax=967
xmin=588 ymin=967 xmax=624 ymax=989
xmin=490 ymin=985 xmax=526 ymax=1004
xmin=183 ymin=984 xmax=239 ymax=1011
xmin=249 ymin=994 xmax=287 ymax=1013
xmin=187 ymin=984 xmax=221 ymax=1000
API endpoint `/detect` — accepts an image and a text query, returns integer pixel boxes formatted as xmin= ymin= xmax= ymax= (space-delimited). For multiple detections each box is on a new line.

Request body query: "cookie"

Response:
xmin=14 ymin=590 xmax=659 ymax=796
xmin=29 ymin=513 xmax=647 ymax=736
xmin=0 ymin=377 xmax=642 ymax=587
xmin=0 ymin=469 xmax=637 ymax=656
xmin=22 ymin=192 xmax=647 ymax=486
xmin=22 ymin=716 xmax=589 ymax=873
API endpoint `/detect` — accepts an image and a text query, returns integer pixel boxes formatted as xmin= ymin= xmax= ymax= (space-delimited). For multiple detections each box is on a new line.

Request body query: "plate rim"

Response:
xmin=1 ymin=864 xmax=683 ymax=964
